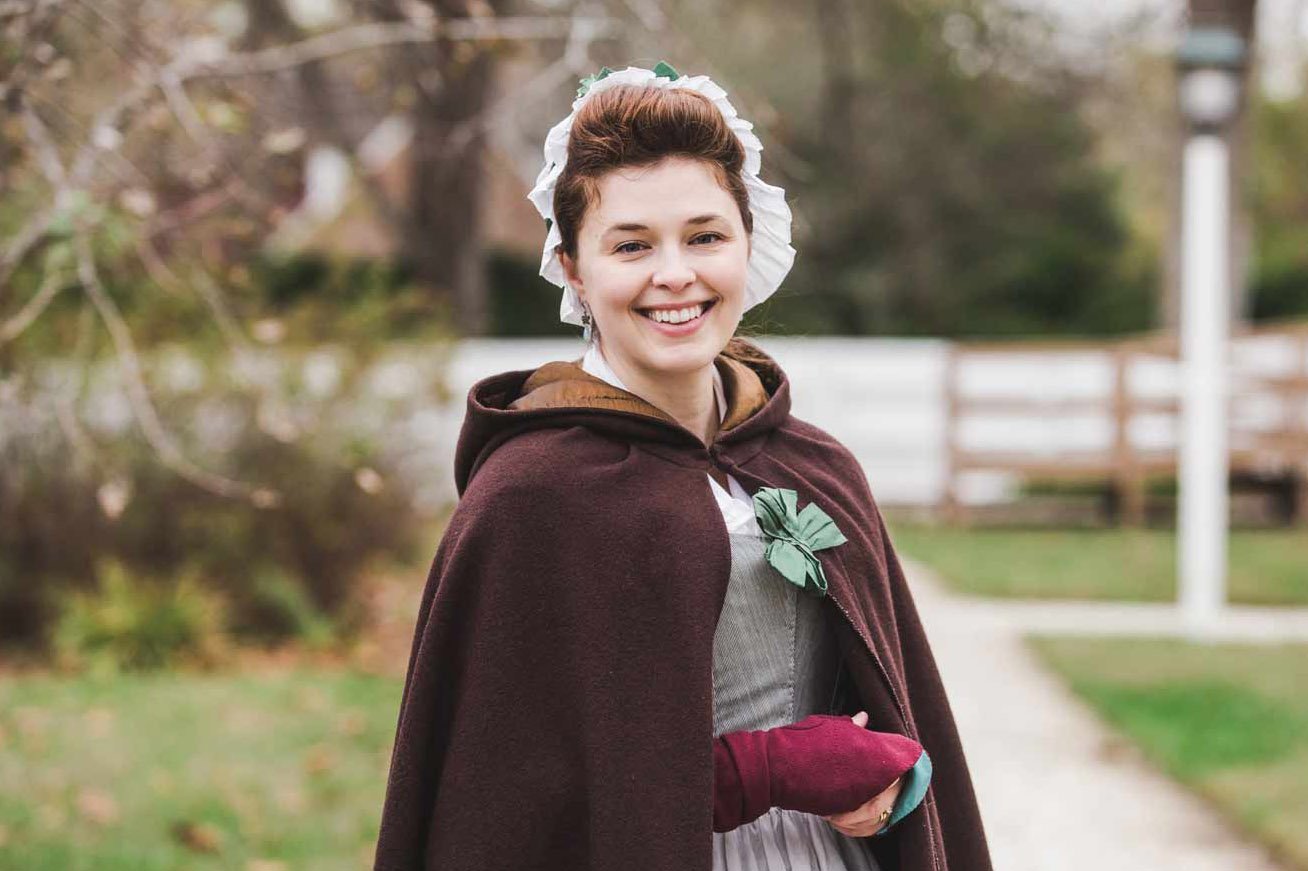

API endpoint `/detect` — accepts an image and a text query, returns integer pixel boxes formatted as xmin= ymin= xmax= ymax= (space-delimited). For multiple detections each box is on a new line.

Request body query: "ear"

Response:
xmin=559 ymin=249 xmax=584 ymax=297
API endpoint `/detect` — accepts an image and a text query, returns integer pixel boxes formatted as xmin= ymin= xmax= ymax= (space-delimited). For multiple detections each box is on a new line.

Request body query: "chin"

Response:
xmin=641 ymin=341 xmax=725 ymax=376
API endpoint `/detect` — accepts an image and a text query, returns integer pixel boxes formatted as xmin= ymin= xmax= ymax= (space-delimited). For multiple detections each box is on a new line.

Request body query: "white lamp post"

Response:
xmin=1175 ymin=26 xmax=1245 ymax=641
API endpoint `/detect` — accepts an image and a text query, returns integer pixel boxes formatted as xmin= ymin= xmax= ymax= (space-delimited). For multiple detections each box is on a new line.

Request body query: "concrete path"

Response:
xmin=902 ymin=556 xmax=1293 ymax=871
xmin=934 ymin=595 xmax=1308 ymax=645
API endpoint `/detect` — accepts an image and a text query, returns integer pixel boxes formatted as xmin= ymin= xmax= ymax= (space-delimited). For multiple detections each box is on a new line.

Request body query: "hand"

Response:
xmin=822 ymin=712 xmax=903 ymax=836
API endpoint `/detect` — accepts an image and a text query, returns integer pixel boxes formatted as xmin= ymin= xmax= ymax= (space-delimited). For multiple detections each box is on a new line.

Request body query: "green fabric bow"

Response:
xmin=752 ymin=487 xmax=847 ymax=597
xmin=576 ymin=60 xmax=680 ymax=99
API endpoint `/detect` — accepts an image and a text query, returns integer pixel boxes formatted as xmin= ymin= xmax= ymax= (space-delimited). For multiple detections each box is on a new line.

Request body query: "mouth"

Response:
xmin=635 ymin=299 xmax=718 ymax=333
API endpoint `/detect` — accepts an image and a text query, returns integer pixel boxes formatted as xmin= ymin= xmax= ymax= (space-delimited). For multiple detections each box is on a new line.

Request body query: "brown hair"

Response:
xmin=552 ymin=83 xmax=754 ymax=265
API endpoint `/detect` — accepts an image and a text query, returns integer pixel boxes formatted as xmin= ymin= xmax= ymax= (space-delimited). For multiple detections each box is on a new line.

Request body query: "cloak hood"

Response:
xmin=374 ymin=341 xmax=993 ymax=871
xmin=453 ymin=345 xmax=778 ymax=496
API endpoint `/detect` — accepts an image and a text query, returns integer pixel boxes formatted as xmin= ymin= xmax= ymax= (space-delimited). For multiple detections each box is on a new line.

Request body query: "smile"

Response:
xmin=637 ymin=299 xmax=717 ymax=326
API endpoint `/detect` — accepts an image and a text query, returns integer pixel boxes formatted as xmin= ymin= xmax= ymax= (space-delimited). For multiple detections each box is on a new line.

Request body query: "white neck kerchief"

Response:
xmin=580 ymin=342 xmax=726 ymax=425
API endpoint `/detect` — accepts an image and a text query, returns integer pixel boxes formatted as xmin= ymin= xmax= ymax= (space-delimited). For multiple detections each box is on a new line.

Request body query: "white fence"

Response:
xmin=446 ymin=331 xmax=1308 ymax=515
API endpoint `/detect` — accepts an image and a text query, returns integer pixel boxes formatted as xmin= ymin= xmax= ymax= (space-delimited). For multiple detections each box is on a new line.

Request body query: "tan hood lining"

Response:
xmin=508 ymin=352 xmax=770 ymax=433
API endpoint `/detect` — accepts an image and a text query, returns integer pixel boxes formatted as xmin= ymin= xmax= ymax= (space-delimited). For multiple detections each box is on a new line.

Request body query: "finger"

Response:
xmin=832 ymin=799 xmax=895 ymax=830
xmin=828 ymin=818 xmax=884 ymax=838
xmin=828 ymin=806 xmax=878 ymax=827
xmin=851 ymin=710 xmax=869 ymax=728
xmin=829 ymin=795 xmax=874 ymax=824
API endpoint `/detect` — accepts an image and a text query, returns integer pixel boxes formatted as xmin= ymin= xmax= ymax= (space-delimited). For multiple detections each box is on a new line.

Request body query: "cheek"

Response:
xmin=713 ymin=255 xmax=751 ymax=306
xmin=586 ymin=266 xmax=642 ymax=311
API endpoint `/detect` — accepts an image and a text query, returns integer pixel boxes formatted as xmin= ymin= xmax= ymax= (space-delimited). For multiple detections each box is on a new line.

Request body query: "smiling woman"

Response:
xmin=372 ymin=65 xmax=993 ymax=871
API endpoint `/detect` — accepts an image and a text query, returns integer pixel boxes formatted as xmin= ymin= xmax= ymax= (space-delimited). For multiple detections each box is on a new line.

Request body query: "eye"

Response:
xmin=613 ymin=232 xmax=724 ymax=256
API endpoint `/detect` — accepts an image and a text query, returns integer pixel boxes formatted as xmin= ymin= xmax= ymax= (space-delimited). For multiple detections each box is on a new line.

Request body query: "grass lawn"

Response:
xmin=1027 ymin=636 xmax=1308 ymax=870
xmin=0 ymin=668 xmax=401 ymax=870
xmin=888 ymin=523 xmax=1308 ymax=605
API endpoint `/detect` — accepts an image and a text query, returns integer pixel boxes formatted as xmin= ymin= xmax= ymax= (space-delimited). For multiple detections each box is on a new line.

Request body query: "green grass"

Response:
xmin=888 ymin=524 xmax=1308 ymax=604
xmin=1028 ymin=637 xmax=1308 ymax=870
xmin=0 ymin=668 xmax=401 ymax=870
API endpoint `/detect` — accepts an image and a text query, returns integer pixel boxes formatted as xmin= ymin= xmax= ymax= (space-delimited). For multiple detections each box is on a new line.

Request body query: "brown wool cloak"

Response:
xmin=372 ymin=344 xmax=993 ymax=871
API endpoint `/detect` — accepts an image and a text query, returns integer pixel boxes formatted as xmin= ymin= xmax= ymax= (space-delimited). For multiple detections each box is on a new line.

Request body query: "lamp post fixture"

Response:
xmin=1175 ymin=26 xmax=1245 ymax=640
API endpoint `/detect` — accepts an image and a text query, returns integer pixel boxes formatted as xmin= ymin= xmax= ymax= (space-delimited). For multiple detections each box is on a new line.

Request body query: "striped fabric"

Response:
xmin=712 ymin=531 xmax=882 ymax=870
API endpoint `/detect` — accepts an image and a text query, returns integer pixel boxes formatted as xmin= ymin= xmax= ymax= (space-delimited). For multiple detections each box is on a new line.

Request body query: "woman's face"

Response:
xmin=559 ymin=156 xmax=751 ymax=381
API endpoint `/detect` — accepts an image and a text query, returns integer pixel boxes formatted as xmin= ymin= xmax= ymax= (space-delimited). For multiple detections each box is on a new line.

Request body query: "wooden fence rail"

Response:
xmin=941 ymin=320 xmax=1308 ymax=525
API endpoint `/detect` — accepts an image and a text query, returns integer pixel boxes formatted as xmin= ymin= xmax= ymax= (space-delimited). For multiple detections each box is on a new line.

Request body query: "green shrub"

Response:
xmin=53 ymin=560 xmax=230 ymax=674
xmin=0 ymin=343 xmax=445 ymax=664
xmin=227 ymin=565 xmax=338 ymax=651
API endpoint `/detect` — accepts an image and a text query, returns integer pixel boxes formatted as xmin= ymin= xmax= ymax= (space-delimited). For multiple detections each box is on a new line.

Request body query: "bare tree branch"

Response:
xmin=0 ymin=264 xmax=74 ymax=344
xmin=0 ymin=0 xmax=72 ymax=97
xmin=134 ymin=231 xmax=253 ymax=359
xmin=73 ymin=225 xmax=281 ymax=507
xmin=11 ymin=10 xmax=618 ymax=228
xmin=142 ymin=183 xmax=244 ymax=240
xmin=180 ymin=16 xmax=616 ymax=81
xmin=50 ymin=300 xmax=102 ymax=475
xmin=24 ymin=90 xmax=154 ymax=189
xmin=19 ymin=99 xmax=68 ymax=187
xmin=188 ymin=262 xmax=254 ymax=353
xmin=157 ymin=67 xmax=213 ymax=145
xmin=0 ymin=208 xmax=55 ymax=295
xmin=3 ymin=4 xmax=620 ymax=504
xmin=613 ymin=0 xmax=810 ymax=180
xmin=66 ymin=0 xmax=167 ymax=68
xmin=10 ymin=55 xmax=275 ymax=505
xmin=154 ymin=65 xmax=280 ymax=218
xmin=441 ymin=15 xmax=603 ymax=162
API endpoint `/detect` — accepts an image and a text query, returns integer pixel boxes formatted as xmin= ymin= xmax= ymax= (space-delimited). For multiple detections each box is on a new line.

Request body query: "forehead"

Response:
xmin=590 ymin=158 xmax=737 ymax=231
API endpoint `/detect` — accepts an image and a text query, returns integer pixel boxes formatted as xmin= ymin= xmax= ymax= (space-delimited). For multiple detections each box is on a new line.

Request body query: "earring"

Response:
xmin=581 ymin=302 xmax=593 ymax=342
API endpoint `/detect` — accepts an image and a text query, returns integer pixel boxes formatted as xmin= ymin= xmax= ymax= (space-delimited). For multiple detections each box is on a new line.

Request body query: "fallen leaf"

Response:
xmin=171 ymin=820 xmax=224 ymax=854
xmin=303 ymin=742 xmax=336 ymax=776
xmin=274 ymin=783 xmax=307 ymax=815
xmin=336 ymin=708 xmax=367 ymax=737
xmin=84 ymin=707 xmax=116 ymax=738
xmin=76 ymin=787 xmax=120 ymax=826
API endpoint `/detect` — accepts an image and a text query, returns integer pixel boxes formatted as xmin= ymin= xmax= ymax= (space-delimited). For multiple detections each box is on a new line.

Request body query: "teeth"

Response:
xmin=643 ymin=302 xmax=707 ymax=324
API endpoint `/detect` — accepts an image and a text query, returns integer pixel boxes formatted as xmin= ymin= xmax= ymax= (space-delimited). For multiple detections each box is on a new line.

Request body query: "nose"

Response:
xmin=651 ymin=248 xmax=696 ymax=293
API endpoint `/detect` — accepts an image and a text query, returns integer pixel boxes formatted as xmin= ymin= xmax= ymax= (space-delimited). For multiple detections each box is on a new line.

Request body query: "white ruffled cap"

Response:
xmin=527 ymin=66 xmax=797 ymax=328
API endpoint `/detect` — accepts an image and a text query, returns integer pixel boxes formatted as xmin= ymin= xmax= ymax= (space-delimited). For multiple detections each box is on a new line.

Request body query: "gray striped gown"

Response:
xmin=711 ymin=530 xmax=883 ymax=871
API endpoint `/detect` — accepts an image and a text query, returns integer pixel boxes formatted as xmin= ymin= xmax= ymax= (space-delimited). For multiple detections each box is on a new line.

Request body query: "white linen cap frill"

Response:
xmin=527 ymin=65 xmax=797 ymax=328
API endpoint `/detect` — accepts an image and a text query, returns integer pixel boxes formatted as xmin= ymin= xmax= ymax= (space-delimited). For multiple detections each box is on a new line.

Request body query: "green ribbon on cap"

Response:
xmin=576 ymin=60 xmax=681 ymax=99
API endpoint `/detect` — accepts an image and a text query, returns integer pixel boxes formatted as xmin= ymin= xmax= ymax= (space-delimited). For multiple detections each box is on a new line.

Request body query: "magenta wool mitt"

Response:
xmin=713 ymin=714 xmax=925 ymax=833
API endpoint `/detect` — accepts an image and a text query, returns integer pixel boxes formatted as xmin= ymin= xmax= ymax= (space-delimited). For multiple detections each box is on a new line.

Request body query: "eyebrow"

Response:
xmin=600 ymin=214 xmax=727 ymax=237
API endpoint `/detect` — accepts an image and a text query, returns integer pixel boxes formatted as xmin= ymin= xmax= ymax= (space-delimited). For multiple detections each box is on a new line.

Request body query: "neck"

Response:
xmin=598 ymin=340 xmax=720 ymax=446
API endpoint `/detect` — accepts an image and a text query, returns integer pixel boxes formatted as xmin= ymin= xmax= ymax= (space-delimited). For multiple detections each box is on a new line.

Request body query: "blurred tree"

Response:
xmin=0 ymin=0 xmax=615 ymax=500
xmin=1248 ymin=86 xmax=1308 ymax=320
xmin=232 ymin=0 xmax=502 ymax=337
xmin=639 ymin=0 xmax=1155 ymax=338
xmin=238 ymin=0 xmax=512 ymax=336
xmin=796 ymin=0 xmax=1152 ymax=336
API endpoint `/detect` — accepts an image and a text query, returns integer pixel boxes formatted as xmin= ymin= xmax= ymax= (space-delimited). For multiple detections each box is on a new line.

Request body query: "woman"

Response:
xmin=373 ymin=64 xmax=992 ymax=871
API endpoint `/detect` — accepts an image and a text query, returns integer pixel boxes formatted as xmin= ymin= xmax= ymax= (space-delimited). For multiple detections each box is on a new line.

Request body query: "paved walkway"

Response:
xmin=933 ymin=595 xmax=1308 ymax=645
xmin=902 ymin=556 xmax=1294 ymax=871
